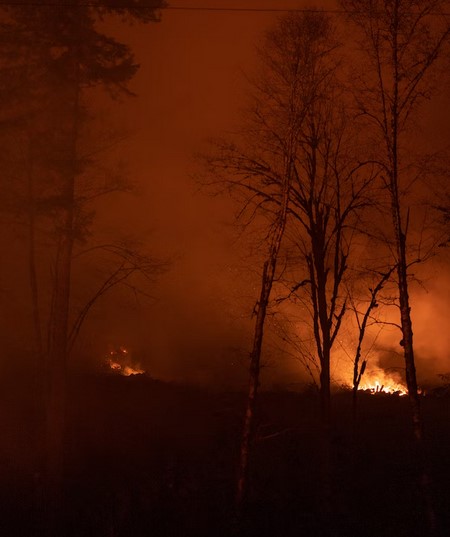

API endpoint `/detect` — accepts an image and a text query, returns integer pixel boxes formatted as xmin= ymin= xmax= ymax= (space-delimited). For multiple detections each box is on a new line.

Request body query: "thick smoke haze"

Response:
xmin=93 ymin=1 xmax=449 ymax=388
xmin=78 ymin=2 xmax=279 ymax=384
xmin=4 ymin=5 xmax=450 ymax=537
xmin=1 ymin=0 xmax=448 ymax=389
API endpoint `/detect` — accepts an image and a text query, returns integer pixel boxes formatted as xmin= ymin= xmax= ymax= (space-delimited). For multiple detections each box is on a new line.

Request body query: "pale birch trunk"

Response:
xmin=388 ymin=4 xmax=436 ymax=530
xmin=236 ymin=158 xmax=292 ymax=511
xmin=340 ymin=0 xmax=450 ymax=529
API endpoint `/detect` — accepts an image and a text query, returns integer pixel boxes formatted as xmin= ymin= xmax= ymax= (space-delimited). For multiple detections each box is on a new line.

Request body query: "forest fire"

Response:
xmin=106 ymin=346 xmax=145 ymax=376
xmin=358 ymin=371 xmax=407 ymax=396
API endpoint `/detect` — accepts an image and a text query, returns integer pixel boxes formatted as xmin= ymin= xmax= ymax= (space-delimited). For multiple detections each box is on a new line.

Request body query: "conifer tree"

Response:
xmin=0 ymin=2 xmax=165 ymax=534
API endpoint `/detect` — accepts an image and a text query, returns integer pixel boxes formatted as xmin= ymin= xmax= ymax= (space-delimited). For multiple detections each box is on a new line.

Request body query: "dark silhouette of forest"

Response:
xmin=2 ymin=364 xmax=450 ymax=537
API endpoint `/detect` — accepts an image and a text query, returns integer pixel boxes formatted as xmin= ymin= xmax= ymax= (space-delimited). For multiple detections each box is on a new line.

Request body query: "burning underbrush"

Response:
xmin=357 ymin=369 xmax=408 ymax=396
xmin=337 ymin=363 xmax=409 ymax=397
xmin=105 ymin=346 xmax=145 ymax=376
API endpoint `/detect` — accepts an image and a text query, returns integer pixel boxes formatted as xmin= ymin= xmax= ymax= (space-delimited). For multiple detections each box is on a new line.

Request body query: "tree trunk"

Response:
xmin=319 ymin=347 xmax=332 ymax=521
xmin=236 ymin=159 xmax=291 ymax=513
xmin=45 ymin=176 xmax=75 ymax=537
xmin=313 ymin=239 xmax=334 ymax=517
xmin=44 ymin=36 xmax=79 ymax=536
xmin=391 ymin=192 xmax=436 ymax=533
xmin=235 ymin=261 xmax=272 ymax=509
xmin=389 ymin=3 xmax=435 ymax=530
xmin=26 ymin=135 xmax=48 ymax=535
xmin=27 ymin=138 xmax=43 ymax=359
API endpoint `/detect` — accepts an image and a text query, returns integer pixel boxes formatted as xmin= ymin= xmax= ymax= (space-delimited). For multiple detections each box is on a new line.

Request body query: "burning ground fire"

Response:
xmin=105 ymin=345 xmax=409 ymax=393
xmin=106 ymin=346 xmax=145 ymax=376
xmin=357 ymin=370 xmax=408 ymax=396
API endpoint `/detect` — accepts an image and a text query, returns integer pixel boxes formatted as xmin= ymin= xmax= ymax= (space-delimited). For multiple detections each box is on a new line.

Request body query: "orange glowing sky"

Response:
xmin=80 ymin=0 xmax=450 ymax=386
xmin=4 ymin=0 xmax=445 ymax=387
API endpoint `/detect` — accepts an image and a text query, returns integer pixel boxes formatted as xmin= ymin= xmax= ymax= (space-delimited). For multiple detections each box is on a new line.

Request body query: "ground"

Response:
xmin=1 ymin=365 xmax=450 ymax=536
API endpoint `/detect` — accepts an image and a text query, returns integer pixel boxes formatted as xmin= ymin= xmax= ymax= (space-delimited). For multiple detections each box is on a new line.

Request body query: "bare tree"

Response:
xmin=68 ymin=241 xmax=167 ymax=351
xmin=203 ymin=10 xmax=377 ymax=519
xmin=341 ymin=0 xmax=450 ymax=531
xmin=350 ymin=265 xmax=396 ymax=431
xmin=0 ymin=3 xmax=166 ymax=534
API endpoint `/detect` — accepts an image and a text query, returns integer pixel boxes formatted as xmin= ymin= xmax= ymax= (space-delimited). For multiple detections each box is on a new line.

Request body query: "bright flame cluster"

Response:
xmin=358 ymin=372 xmax=407 ymax=396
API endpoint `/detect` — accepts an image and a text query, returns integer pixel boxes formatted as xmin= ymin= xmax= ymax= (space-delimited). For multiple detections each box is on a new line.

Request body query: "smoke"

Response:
xmin=410 ymin=263 xmax=450 ymax=382
xmin=2 ymin=2 xmax=448 ymax=393
xmin=351 ymin=259 xmax=450 ymax=387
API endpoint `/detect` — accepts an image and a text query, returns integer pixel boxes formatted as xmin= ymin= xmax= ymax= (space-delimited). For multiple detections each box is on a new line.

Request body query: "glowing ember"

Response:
xmin=105 ymin=346 xmax=145 ymax=376
xmin=122 ymin=365 xmax=145 ymax=376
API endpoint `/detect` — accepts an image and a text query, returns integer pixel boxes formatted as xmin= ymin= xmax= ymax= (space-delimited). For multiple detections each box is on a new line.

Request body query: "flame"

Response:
xmin=358 ymin=370 xmax=407 ymax=396
xmin=122 ymin=364 xmax=145 ymax=376
xmin=106 ymin=346 xmax=145 ymax=376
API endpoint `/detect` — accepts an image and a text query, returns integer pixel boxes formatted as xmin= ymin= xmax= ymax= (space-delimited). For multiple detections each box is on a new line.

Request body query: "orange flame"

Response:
xmin=121 ymin=364 xmax=145 ymax=376
xmin=106 ymin=346 xmax=145 ymax=376
xmin=358 ymin=370 xmax=407 ymax=396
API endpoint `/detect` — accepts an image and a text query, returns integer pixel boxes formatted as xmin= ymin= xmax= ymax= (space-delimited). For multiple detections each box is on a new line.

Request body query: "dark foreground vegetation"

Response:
xmin=2 ymin=364 xmax=450 ymax=537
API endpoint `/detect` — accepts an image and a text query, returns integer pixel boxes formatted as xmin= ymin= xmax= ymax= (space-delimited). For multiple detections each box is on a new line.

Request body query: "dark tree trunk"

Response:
xmin=27 ymin=142 xmax=43 ymax=359
xmin=314 ymin=236 xmax=334 ymax=515
xmin=44 ymin=169 xmax=75 ymax=537
xmin=44 ymin=36 xmax=79 ymax=536
xmin=319 ymin=351 xmax=332 ymax=517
